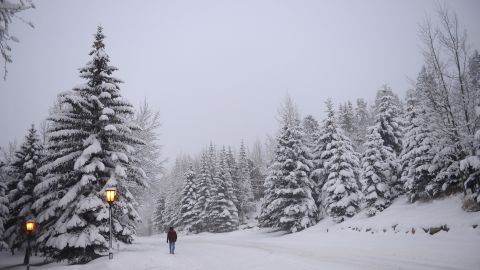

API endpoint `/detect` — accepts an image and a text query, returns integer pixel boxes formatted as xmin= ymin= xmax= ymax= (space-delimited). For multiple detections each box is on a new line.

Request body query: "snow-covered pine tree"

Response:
xmin=248 ymin=140 xmax=267 ymax=200
xmin=302 ymin=115 xmax=321 ymax=208
xmin=338 ymin=101 xmax=356 ymax=141
xmin=361 ymin=126 xmax=396 ymax=216
xmin=353 ymin=98 xmax=372 ymax=152
xmin=220 ymin=148 xmax=240 ymax=228
xmin=374 ymin=85 xmax=403 ymax=155
xmin=178 ymin=166 xmax=199 ymax=233
xmin=192 ymin=152 xmax=211 ymax=232
xmin=207 ymin=143 xmax=217 ymax=179
xmin=160 ymin=180 xmax=182 ymax=230
xmin=32 ymin=27 xmax=143 ymax=263
xmin=321 ymin=100 xmax=361 ymax=222
xmin=0 ymin=167 xmax=8 ymax=250
xmin=159 ymin=156 xmax=188 ymax=230
xmin=4 ymin=124 xmax=43 ymax=254
xmin=151 ymin=196 xmax=165 ymax=233
xmin=302 ymin=115 xmax=320 ymax=150
xmin=259 ymin=97 xmax=317 ymax=232
xmin=237 ymin=141 xmax=254 ymax=223
xmin=400 ymin=85 xmax=437 ymax=203
xmin=225 ymin=146 xmax=240 ymax=211
xmin=310 ymin=124 xmax=326 ymax=214
xmin=373 ymin=85 xmax=403 ymax=197
xmin=208 ymin=149 xmax=239 ymax=232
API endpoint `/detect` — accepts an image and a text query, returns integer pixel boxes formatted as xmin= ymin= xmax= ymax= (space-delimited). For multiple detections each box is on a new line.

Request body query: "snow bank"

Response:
xmin=312 ymin=194 xmax=480 ymax=234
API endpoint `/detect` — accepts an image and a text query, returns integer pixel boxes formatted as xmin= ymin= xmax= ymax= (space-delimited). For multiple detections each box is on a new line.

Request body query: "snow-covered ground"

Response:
xmin=1 ymin=195 xmax=479 ymax=270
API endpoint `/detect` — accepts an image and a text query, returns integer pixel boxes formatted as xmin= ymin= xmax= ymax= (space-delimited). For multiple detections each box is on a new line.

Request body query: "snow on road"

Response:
xmin=1 ymin=195 xmax=479 ymax=270
xmin=1 ymin=228 xmax=478 ymax=270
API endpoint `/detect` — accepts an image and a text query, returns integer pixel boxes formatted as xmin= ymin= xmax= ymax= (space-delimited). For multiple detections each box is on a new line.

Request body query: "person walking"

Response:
xmin=166 ymin=227 xmax=177 ymax=254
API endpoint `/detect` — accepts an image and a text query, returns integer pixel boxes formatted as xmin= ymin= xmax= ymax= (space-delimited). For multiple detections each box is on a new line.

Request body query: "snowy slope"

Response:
xmin=0 ymin=195 xmax=479 ymax=270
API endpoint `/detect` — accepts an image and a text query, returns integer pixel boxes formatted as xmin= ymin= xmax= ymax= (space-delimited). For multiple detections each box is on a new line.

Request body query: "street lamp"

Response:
xmin=104 ymin=187 xmax=116 ymax=260
xmin=25 ymin=220 xmax=35 ymax=270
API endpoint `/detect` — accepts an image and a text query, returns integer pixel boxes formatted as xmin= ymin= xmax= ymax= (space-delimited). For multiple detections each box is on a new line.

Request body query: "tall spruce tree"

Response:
xmin=361 ymin=127 xmax=396 ymax=216
xmin=400 ymin=86 xmax=437 ymax=202
xmin=192 ymin=152 xmax=211 ymax=232
xmin=237 ymin=141 xmax=254 ymax=223
xmin=374 ymin=85 xmax=403 ymax=155
xmin=353 ymin=98 xmax=372 ymax=152
xmin=248 ymin=140 xmax=267 ymax=200
xmin=321 ymin=100 xmax=361 ymax=222
xmin=152 ymin=196 xmax=165 ymax=233
xmin=225 ymin=147 xmax=240 ymax=210
xmin=179 ymin=167 xmax=199 ymax=233
xmin=338 ymin=101 xmax=356 ymax=141
xmin=208 ymin=149 xmax=239 ymax=232
xmin=32 ymin=27 xmax=143 ymax=263
xmin=220 ymin=148 xmax=240 ymax=228
xmin=0 ymin=168 xmax=8 ymax=250
xmin=259 ymin=97 xmax=317 ymax=232
xmin=302 ymin=115 xmax=320 ymax=150
xmin=4 ymin=125 xmax=43 ymax=255
xmin=374 ymin=85 xmax=403 ymax=197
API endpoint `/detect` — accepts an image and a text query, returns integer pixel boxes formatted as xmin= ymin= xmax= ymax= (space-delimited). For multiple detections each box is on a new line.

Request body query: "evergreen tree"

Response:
xmin=225 ymin=147 xmax=240 ymax=210
xmin=400 ymin=86 xmax=437 ymax=202
xmin=192 ymin=153 xmax=211 ymax=232
xmin=237 ymin=141 xmax=254 ymax=223
xmin=259 ymin=97 xmax=317 ymax=232
xmin=320 ymin=100 xmax=361 ymax=222
xmin=361 ymin=127 xmax=395 ymax=216
xmin=32 ymin=27 xmax=142 ymax=263
xmin=151 ymin=196 xmax=165 ymax=233
xmin=4 ymin=125 xmax=43 ymax=254
xmin=353 ymin=98 xmax=372 ymax=152
xmin=302 ymin=115 xmax=320 ymax=150
xmin=179 ymin=167 xmax=199 ymax=233
xmin=0 ymin=168 xmax=8 ymax=250
xmin=248 ymin=140 xmax=267 ymax=200
xmin=160 ymin=180 xmax=182 ymax=230
xmin=338 ymin=101 xmax=356 ymax=140
xmin=220 ymin=149 xmax=240 ymax=228
xmin=158 ymin=156 xmax=188 ymax=231
xmin=374 ymin=85 xmax=403 ymax=155
xmin=208 ymin=149 xmax=239 ymax=232
xmin=373 ymin=85 xmax=403 ymax=197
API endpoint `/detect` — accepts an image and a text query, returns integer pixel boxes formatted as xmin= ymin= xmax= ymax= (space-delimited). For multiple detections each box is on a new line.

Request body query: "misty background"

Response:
xmin=1 ymin=0 xmax=479 ymax=166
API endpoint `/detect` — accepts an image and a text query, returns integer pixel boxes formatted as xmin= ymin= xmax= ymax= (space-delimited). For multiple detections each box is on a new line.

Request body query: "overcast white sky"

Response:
xmin=0 ymin=0 xmax=479 ymax=165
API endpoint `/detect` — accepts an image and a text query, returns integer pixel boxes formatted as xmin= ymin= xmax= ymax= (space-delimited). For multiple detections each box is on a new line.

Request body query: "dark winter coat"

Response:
xmin=167 ymin=229 xmax=177 ymax=243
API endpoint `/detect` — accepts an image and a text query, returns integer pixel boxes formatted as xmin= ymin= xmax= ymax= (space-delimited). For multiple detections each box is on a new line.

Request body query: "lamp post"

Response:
xmin=104 ymin=187 xmax=117 ymax=260
xmin=25 ymin=220 xmax=35 ymax=270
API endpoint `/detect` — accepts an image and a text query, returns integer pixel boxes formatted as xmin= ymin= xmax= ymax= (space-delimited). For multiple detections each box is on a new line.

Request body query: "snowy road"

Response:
xmin=1 ymin=227 xmax=472 ymax=270
xmin=0 ymin=228 xmax=479 ymax=270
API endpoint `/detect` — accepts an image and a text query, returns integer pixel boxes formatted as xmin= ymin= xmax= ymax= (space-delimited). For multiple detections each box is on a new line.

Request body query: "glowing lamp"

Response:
xmin=26 ymin=220 xmax=35 ymax=233
xmin=105 ymin=187 xmax=117 ymax=204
